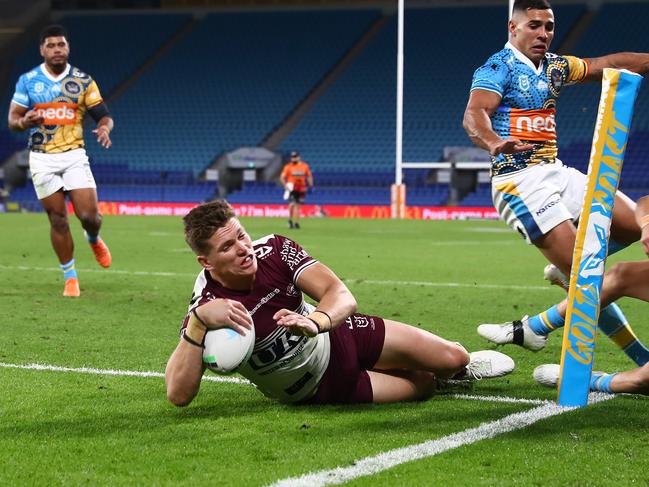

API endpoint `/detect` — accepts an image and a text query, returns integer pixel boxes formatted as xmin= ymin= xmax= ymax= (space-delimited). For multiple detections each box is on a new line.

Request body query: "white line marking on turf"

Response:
xmin=0 ymin=362 xmax=249 ymax=384
xmin=0 ymin=264 xmax=555 ymax=291
xmin=268 ymin=393 xmax=614 ymax=487
xmin=450 ymin=393 xmax=546 ymax=405
xmin=0 ymin=362 xmax=550 ymax=406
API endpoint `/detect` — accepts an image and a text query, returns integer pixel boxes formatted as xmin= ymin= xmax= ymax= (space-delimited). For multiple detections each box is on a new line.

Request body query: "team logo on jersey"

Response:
xmin=62 ymin=79 xmax=82 ymax=97
xmin=34 ymin=102 xmax=78 ymax=125
xmin=255 ymin=245 xmax=273 ymax=260
xmin=30 ymin=131 xmax=45 ymax=146
xmin=34 ymin=82 xmax=44 ymax=94
xmin=518 ymin=75 xmax=530 ymax=92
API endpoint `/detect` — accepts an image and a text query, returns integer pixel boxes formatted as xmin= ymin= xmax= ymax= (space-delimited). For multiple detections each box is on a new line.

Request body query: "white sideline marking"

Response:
xmin=0 ymin=362 xmax=249 ymax=384
xmin=268 ymin=393 xmax=614 ymax=487
xmin=0 ymin=362 xmax=550 ymax=406
xmin=0 ymin=265 xmax=554 ymax=292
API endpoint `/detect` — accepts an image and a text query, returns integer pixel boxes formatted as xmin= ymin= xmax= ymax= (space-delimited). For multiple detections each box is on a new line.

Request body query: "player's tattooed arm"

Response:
xmin=463 ymin=90 xmax=533 ymax=156
xmin=584 ymin=52 xmax=649 ymax=81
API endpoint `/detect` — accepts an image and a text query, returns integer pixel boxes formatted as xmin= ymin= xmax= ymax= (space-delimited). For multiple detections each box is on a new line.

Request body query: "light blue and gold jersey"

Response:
xmin=471 ymin=43 xmax=589 ymax=176
xmin=12 ymin=63 xmax=104 ymax=154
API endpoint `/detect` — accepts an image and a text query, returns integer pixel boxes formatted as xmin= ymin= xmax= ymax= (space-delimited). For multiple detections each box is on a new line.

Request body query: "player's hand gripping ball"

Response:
xmin=202 ymin=324 xmax=255 ymax=374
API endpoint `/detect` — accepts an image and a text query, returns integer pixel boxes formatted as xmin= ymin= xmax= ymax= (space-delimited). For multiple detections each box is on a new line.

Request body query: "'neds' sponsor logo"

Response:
xmin=34 ymin=102 xmax=78 ymax=125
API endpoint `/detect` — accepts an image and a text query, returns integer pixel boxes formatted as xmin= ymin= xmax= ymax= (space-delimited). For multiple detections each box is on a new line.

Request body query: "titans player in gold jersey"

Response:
xmin=8 ymin=24 xmax=114 ymax=297
xmin=464 ymin=0 xmax=649 ymax=364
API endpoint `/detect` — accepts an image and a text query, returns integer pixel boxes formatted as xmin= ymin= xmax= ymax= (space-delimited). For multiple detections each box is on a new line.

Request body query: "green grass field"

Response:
xmin=1 ymin=213 xmax=647 ymax=486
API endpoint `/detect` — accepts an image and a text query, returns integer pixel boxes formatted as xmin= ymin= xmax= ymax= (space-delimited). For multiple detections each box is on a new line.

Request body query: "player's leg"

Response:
xmin=533 ymin=220 xmax=576 ymax=277
xmin=68 ymin=187 xmax=111 ymax=268
xmin=604 ymin=362 xmax=649 ymax=395
xmin=368 ymin=369 xmax=437 ymax=403
xmin=609 ymin=190 xmax=641 ymax=247
xmin=535 ymin=362 xmax=649 ymax=395
xmin=40 ymin=189 xmax=80 ymax=297
xmin=374 ymin=319 xmax=469 ymax=379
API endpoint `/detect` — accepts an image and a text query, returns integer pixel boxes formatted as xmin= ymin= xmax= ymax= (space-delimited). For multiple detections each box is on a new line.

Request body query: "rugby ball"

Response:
xmin=202 ymin=326 xmax=255 ymax=374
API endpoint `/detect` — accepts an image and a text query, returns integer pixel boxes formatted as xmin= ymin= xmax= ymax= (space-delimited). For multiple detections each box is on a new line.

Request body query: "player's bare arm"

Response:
xmin=164 ymin=300 xmax=253 ymax=407
xmin=92 ymin=115 xmax=114 ymax=149
xmin=463 ymin=90 xmax=534 ymax=156
xmin=274 ymin=262 xmax=357 ymax=336
xmin=7 ymin=102 xmax=44 ymax=131
xmin=636 ymin=195 xmax=649 ymax=256
xmin=584 ymin=52 xmax=649 ymax=81
xmin=165 ymin=335 xmax=205 ymax=407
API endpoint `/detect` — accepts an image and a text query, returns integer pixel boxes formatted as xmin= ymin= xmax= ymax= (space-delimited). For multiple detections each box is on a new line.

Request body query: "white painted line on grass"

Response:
xmin=1 ymin=362 xmax=552 ymax=407
xmin=268 ymin=393 xmax=614 ymax=487
xmin=0 ymin=362 xmax=249 ymax=384
xmin=450 ymin=393 xmax=547 ymax=405
xmin=0 ymin=265 xmax=554 ymax=292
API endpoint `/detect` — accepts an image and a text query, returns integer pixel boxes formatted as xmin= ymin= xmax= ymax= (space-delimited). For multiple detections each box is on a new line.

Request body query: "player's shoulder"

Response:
xmin=475 ymin=48 xmax=513 ymax=76
xmin=545 ymin=52 xmax=569 ymax=64
xmin=68 ymin=65 xmax=92 ymax=80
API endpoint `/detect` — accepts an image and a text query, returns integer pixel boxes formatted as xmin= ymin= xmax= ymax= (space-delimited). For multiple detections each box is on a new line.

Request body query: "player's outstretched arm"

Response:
xmin=584 ymin=52 xmax=649 ymax=81
xmin=463 ymin=90 xmax=533 ymax=156
xmin=165 ymin=337 xmax=205 ymax=407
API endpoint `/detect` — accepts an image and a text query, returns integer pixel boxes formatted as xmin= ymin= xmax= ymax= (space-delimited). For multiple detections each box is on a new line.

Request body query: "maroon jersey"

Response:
xmin=183 ymin=234 xmax=331 ymax=403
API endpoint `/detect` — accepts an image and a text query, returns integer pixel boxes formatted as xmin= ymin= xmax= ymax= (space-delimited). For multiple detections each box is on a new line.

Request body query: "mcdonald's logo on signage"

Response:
xmin=370 ymin=206 xmax=390 ymax=219
xmin=343 ymin=206 xmax=362 ymax=218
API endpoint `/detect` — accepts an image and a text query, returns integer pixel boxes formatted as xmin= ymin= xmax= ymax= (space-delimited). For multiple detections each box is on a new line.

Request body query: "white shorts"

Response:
xmin=29 ymin=148 xmax=97 ymax=200
xmin=491 ymin=161 xmax=587 ymax=244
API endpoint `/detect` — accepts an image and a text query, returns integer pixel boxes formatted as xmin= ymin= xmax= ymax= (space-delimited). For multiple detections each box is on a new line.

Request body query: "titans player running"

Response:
xmin=463 ymin=0 xmax=649 ymax=363
xmin=8 ymin=24 xmax=113 ymax=297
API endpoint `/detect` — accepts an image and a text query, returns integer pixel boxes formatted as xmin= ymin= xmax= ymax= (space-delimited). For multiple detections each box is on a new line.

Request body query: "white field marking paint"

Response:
xmin=0 ymin=265 xmax=554 ymax=292
xmin=466 ymin=228 xmax=512 ymax=233
xmin=268 ymin=393 xmax=614 ymax=487
xmin=450 ymin=393 xmax=546 ymax=405
xmin=0 ymin=362 xmax=249 ymax=385
xmin=0 ymin=362 xmax=555 ymax=407
xmin=346 ymin=278 xmax=552 ymax=292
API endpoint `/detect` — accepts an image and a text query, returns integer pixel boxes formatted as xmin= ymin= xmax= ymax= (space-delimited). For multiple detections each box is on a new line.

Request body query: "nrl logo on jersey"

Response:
xmin=518 ymin=75 xmax=530 ymax=91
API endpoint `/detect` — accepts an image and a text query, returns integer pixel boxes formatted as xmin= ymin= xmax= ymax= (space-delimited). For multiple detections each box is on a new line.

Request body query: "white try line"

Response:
xmin=0 ymin=362 xmax=249 ymax=384
xmin=267 ymin=393 xmax=615 ymax=487
xmin=0 ymin=264 xmax=555 ymax=292
xmin=0 ymin=362 xmax=548 ymax=406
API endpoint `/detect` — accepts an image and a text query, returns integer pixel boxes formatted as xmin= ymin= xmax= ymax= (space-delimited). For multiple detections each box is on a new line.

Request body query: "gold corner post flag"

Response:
xmin=558 ymin=69 xmax=642 ymax=407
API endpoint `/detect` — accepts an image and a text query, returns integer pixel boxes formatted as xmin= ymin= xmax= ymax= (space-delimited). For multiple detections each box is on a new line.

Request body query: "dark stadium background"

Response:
xmin=1 ymin=0 xmax=648 ymax=214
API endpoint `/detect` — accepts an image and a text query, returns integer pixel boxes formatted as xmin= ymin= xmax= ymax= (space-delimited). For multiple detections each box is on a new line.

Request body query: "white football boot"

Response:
xmin=477 ymin=315 xmax=548 ymax=351
xmin=454 ymin=350 xmax=515 ymax=381
xmin=543 ymin=264 xmax=569 ymax=292
xmin=533 ymin=364 xmax=560 ymax=388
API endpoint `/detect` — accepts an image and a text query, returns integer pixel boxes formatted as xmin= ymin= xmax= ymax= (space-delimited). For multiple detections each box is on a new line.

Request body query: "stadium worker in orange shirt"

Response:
xmin=7 ymin=24 xmax=113 ymax=297
xmin=534 ymin=195 xmax=649 ymax=396
xmin=464 ymin=0 xmax=649 ymax=363
xmin=280 ymin=151 xmax=313 ymax=229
